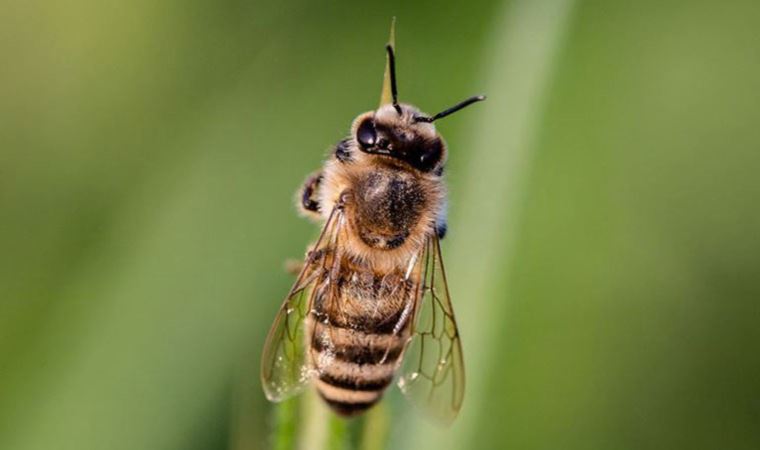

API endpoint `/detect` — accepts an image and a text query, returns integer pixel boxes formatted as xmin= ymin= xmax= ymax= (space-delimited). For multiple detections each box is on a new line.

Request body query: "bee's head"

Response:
xmin=351 ymin=104 xmax=442 ymax=173
xmin=351 ymin=45 xmax=485 ymax=174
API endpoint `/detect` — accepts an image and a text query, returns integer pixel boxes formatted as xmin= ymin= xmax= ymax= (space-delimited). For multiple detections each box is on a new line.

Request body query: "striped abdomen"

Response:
xmin=308 ymin=269 xmax=414 ymax=416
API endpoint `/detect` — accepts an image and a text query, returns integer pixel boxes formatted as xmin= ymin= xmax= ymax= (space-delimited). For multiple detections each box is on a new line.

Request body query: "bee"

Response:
xmin=261 ymin=41 xmax=485 ymax=423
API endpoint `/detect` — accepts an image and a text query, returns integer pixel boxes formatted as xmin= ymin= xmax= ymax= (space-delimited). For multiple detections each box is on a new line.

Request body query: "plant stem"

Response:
xmin=359 ymin=401 xmax=389 ymax=450
xmin=296 ymin=389 xmax=329 ymax=450
xmin=271 ymin=397 xmax=298 ymax=450
xmin=325 ymin=413 xmax=349 ymax=450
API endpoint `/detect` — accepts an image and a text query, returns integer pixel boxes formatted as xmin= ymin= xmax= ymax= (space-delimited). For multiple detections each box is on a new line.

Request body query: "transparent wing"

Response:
xmin=260 ymin=205 xmax=345 ymax=402
xmin=398 ymin=235 xmax=465 ymax=424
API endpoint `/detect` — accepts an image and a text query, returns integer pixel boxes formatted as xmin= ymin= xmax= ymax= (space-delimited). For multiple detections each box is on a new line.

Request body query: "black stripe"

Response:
xmin=318 ymin=393 xmax=379 ymax=416
xmin=319 ymin=370 xmax=394 ymax=391
xmin=312 ymin=336 xmax=403 ymax=365
xmin=312 ymin=305 xmax=406 ymax=335
xmin=385 ymin=232 xmax=409 ymax=249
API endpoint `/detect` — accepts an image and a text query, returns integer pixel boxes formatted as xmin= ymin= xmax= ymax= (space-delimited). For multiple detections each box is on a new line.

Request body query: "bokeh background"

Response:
xmin=2 ymin=0 xmax=760 ymax=449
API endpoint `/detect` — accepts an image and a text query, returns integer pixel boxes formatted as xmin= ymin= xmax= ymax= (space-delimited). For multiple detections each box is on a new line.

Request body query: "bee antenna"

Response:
xmin=386 ymin=44 xmax=402 ymax=115
xmin=415 ymin=95 xmax=487 ymax=123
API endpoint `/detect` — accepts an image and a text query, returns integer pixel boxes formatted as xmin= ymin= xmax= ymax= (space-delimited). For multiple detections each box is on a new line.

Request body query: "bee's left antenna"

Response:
xmin=386 ymin=44 xmax=402 ymax=115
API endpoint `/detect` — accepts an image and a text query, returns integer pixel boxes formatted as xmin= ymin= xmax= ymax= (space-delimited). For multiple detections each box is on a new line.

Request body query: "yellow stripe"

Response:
xmin=313 ymin=321 xmax=405 ymax=349
xmin=314 ymin=351 xmax=397 ymax=380
xmin=315 ymin=380 xmax=382 ymax=403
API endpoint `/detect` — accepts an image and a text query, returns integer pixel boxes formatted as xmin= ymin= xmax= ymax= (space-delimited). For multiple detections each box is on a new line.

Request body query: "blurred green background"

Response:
xmin=2 ymin=0 xmax=760 ymax=449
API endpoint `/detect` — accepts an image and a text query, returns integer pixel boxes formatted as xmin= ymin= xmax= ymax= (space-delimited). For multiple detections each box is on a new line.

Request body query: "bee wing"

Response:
xmin=260 ymin=205 xmax=346 ymax=402
xmin=398 ymin=234 xmax=465 ymax=424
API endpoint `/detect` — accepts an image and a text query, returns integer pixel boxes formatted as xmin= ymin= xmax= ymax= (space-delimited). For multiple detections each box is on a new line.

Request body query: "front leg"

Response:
xmin=296 ymin=170 xmax=323 ymax=221
xmin=435 ymin=165 xmax=447 ymax=239
xmin=436 ymin=216 xmax=448 ymax=239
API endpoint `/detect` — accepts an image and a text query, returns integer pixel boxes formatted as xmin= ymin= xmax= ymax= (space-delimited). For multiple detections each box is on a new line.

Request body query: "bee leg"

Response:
xmin=436 ymin=218 xmax=448 ymax=240
xmin=296 ymin=170 xmax=323 ymax=220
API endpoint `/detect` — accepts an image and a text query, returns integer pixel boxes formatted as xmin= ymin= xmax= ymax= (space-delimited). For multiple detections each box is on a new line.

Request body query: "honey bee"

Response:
xmin=261 ymin=42 xmax=485 ymax=423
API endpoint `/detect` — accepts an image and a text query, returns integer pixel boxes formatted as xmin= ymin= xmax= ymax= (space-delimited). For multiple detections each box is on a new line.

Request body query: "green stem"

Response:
xmin=325 ymin=413 xmax=349 ymax=450
xmin=359 ymin=401 xmax=390 ymax=450
xmin=296 ymin=389 xmax=329 ymax=450
xmin=271 ymin=397 xmax=298 ymax=450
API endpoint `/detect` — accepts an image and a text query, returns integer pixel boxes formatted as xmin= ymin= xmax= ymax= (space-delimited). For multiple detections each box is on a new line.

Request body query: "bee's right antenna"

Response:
xmin=385 ymin=44 xmax=402 ymax=115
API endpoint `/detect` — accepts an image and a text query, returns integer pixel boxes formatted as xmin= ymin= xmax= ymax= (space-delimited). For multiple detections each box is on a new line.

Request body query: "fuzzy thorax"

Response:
xmin=319 ymin=157 xmax=445 ymax=274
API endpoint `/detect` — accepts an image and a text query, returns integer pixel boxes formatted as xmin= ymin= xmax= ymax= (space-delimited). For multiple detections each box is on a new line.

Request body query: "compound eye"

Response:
xmin=416 ymin=139 xmax=443 ymax=172
xmin=356 ymin=118 xmax=377 ymax=149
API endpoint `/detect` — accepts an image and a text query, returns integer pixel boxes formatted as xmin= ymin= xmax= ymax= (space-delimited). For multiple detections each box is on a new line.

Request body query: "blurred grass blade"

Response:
xmin=399 ymin=0 xmax=576 ymax=448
